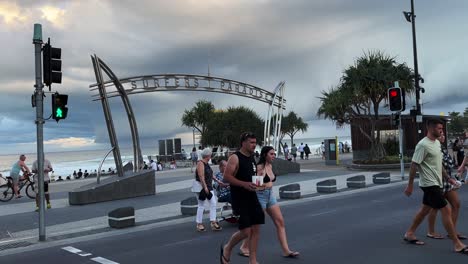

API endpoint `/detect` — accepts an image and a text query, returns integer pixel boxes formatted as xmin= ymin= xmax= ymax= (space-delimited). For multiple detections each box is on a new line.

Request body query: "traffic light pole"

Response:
xmin=33 ymin=24 xmax=46 ymax=241
xmin=409 ymin=0 xmax=423 ymax=138
xmin=399 ymin=113 xmax=405 ymax=180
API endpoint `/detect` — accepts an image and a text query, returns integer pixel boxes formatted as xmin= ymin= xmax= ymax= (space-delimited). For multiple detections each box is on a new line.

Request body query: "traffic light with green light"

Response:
xmin=52 ymin=93 xmax=68 ymax=122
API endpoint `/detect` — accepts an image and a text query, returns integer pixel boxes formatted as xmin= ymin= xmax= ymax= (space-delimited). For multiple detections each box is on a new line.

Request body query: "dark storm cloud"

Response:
xmin=0 ymin=0 xmax=467 ymax=153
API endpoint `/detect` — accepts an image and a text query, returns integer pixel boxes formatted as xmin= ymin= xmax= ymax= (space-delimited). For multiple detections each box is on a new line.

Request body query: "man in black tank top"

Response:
xmin=220 ymin=132 xmax=264 ymax=264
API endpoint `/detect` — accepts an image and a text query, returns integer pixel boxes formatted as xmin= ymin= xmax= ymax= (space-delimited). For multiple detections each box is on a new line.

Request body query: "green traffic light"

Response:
xmin=56 ymin=107 xmax=63 ymax=118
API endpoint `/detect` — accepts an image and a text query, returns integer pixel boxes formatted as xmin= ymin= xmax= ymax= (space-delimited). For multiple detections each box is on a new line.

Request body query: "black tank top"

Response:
xmin=234 ymin=151 xmax=257 ymax=182
xmin=195 ymin=161 xmax=213 ymax=190
xmin=230 ymin=151 xmax=257 ymax=203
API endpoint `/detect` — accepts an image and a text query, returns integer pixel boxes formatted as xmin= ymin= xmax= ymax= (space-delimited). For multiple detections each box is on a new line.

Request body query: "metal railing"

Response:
xmin=97 ymin=147 xmax=115 ymax=184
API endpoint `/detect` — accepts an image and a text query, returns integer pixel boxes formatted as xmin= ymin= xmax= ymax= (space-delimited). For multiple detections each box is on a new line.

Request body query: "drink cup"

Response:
xmin=252 ymin=176 xmax=263 ymax=186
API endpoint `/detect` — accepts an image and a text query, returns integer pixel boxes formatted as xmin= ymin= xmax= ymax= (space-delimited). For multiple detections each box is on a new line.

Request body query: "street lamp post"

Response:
xmin=403 ymin=0 xmax=424 ymax=139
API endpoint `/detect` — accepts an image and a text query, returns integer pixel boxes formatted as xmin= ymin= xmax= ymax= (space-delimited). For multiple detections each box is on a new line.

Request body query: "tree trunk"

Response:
xmin=355 ymin=119 xmax=385 ymax=161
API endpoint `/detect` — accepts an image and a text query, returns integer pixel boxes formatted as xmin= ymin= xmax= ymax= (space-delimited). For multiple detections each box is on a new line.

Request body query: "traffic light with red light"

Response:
xmin=388 ymin=87 xmax=405 ymax=112
xmin=52 ymin=93 xmax=68 ymax=122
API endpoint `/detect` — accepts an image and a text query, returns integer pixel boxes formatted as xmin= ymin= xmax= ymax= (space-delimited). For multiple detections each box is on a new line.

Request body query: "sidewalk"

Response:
xmin=0 ymin=156 xmax=408 ymax=246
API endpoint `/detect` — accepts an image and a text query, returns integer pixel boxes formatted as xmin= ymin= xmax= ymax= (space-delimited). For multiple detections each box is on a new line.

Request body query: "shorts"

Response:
xmin=421 ymin=186 xmax=447 ymax=209
xmin=256 ymin=188 xmax=278 ymax=209
xmin=292 ymin=154 xmax=297 ymax=158
xmin=231 ymin=191 xmax=265 ymax=230
xmin=236 ymin=204 xmax=264 ymax=230
xmin=35 ymin=181 xmax=49 ymax=193
xmin=9 ymin=173 xmax=20 ymax=184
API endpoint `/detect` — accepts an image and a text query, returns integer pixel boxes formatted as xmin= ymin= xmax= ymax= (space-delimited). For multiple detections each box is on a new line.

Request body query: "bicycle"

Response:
xmin=0 ymin=173 xmax=36 ymax=202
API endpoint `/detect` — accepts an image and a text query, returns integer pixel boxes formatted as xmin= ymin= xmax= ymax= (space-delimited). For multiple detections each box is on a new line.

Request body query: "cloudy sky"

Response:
xmin=0 ymin=0 xmax=467 ymax=154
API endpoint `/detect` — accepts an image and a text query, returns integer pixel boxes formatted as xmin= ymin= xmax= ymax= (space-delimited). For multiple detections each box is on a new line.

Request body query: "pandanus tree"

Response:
xmin=317 ymin=50 xmax=414 ymax=160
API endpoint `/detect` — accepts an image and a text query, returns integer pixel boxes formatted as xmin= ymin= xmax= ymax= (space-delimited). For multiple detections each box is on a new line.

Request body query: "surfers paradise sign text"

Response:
xmin=125 ymin=75 xmax=278 ymax=103
xmin=91 ymin=74 xmax=285 ymax=106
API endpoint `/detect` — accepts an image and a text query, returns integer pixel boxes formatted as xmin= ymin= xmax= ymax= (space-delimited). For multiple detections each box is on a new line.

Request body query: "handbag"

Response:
xmin=198 ymin=190 xmax=213 ymax=201
xmin=191 ymin=180 xmax=203 ymax=193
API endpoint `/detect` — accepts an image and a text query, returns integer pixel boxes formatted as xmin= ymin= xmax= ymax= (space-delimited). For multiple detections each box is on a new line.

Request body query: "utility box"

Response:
xmin=325 ymin=138 xmax=337 ymax=165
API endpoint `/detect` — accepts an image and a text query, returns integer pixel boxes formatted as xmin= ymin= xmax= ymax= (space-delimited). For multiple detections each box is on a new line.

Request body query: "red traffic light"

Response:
xmin=388 ymin=87 xmax=405 ymax=112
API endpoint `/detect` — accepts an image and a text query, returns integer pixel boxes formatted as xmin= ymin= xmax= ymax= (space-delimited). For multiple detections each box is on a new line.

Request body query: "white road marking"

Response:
xmin=91 ymin=257 xmax=119 ymax=264
xmin=62 ymin=246 xmax=92 ymax=257
xmin=307 ymin=209 xmax=337 ymax=217
xmin=62 ymin=246 xmax=118 ymax=263
xmin=62 ymin=246 xmax=82 ymax=254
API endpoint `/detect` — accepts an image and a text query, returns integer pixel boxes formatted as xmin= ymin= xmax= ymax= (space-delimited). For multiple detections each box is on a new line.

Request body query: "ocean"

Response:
xmin=0 ymin=136 xmax=350 ymax=177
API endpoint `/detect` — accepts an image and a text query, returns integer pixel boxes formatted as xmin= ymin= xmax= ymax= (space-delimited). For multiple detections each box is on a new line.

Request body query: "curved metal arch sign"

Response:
xmin=89 ymin=55 xmax=285 ymax=179
xmin=90 ymin=74 xmax=286 ymax=108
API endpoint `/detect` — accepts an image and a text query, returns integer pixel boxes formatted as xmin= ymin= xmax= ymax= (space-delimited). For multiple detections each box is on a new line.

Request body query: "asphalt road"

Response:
xmin=0 ymin=169 xmax=355 ymax=235
xmin=2 ymin=183 xmax=468 ymax=263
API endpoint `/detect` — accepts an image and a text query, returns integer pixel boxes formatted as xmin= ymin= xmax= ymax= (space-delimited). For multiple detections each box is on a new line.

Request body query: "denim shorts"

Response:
xmin=256 ymin=188 xmax=278 ymax=209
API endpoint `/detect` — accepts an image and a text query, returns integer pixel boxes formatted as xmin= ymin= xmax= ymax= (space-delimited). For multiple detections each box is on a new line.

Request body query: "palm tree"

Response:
xmin=282 ymin=112 xmax=309 ymax=146
xmin=181 ymin=100 xmax=215 ymax=141
xmin=317 ymin=50 xmax=414 ymax=160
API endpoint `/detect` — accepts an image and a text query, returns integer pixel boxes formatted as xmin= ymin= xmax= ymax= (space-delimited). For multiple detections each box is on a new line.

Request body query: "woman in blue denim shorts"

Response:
xmin=239 ymin=146 xmax=300 ymax=258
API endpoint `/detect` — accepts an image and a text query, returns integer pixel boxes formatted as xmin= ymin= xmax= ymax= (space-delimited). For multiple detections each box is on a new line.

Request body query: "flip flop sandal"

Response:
xmin=238 ymin=251 xmax=250 ymax=257
xmin=403 ymin=237 xmax=425 ymax=245
xmin=456 ymin=246 xmax=468 ymax=255
xmin=447 ymin=234 xmax=468 ymax=240
xmin=220 ymin=243 xmax=230 ymax=264
xmin=283 ymin=251 xmax=300 ymax=258
xmin=196 ymin=224 xmax=206 ymax=232
xmin=426 ymin=234 xmax=444 ymax=239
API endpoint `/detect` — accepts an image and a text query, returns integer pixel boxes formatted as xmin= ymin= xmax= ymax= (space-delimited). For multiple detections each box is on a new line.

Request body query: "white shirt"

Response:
xmin=32 ymin=159 xmax=53 ymax=182
xmin=197 ymin=150 xmax=202 ymax=161
xmin=298 ymin=145 xmax=304 ymax=152
xmin=150 ymin=162 xmax=157 ymax=171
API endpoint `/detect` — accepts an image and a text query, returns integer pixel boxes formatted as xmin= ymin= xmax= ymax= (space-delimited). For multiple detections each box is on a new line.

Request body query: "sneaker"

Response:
xmin=47 ymin=203 xmax=51 ymax=209
xmin=196 ymin=223 xmax=206 ymax=232
xmin=211 ymin=221 xmax=222 ymax=231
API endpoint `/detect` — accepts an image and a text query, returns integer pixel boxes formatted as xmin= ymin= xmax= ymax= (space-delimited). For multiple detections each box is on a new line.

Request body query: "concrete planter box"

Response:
xmin=181 ymin=196 xmax=198 ymax=216
xmin=279 ymin=184 xmax=301 ymax=199
xmin=372 ymin=172 xmax=391 ymax=184
xmin=317 ymin=179 xmax=337 ymax=193
xmin=346 ymin=175 xmax=366 ymax=188
xmin=108 ymin=207 xmax=135 ymax=229
xmin=272 ymin=159 xmax=300 ymax=176
xmin=69 ymin=170 xmax=155 ymax=205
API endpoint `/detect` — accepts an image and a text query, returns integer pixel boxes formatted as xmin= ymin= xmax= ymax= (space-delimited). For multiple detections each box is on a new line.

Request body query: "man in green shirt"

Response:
xmin=403 ymin=118 xmax=468 ymax=254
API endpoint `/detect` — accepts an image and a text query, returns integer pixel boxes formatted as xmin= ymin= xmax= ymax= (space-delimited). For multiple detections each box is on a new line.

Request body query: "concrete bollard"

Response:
xmin=317 ymin=179 xmax=337 ymax=193
xmin=346 ymin=175 xmax=366 ymax=188
xmin=108 ymin=207 xmax=135 ymax=229
xmin=181 ymin=196 xmax=198 ymax=216
xmin=372 ymin=172 xmax=391 ymax=184
xmin=279 ymin=184 xmax=301 ymax=199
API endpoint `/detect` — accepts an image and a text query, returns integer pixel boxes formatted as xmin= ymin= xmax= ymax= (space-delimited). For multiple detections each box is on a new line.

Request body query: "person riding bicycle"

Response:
xmin=10 ymin=154 xmax=31 ymax=199
xmin=31 ymin=157 xmax=53 ymax=211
